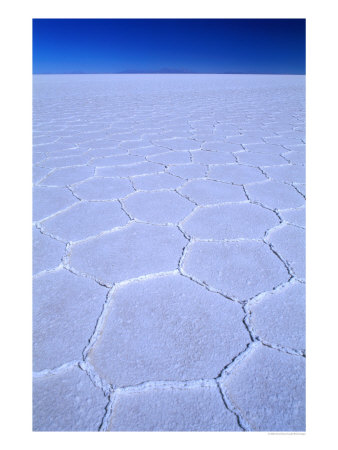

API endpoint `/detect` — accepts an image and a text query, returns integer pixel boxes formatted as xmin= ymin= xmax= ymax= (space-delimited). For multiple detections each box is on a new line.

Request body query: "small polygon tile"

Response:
xmin=264 ymin=165 xmax=305 ymax=183
xmin=267 ymin=224 xmax=305 ymax=279
xmin=131 ymin=172 xmax=183 ymax=190
xmin=214 ymin=123 xmax=238 ymax=132
xmin=86 ymin=147 xmax=128 ymax=158
xmin=191 ymin=150 xmax=235 ymax=164
xmin=282 ymin=151 xmax=305 ymax=165
xmin=152 ymin=138 xmax=201 ymax=151
xmin=41 ymin=200 xmax=129 ymax=242
xmin=38 ymin=154 xmax=90 ymax=168
xmin=33 ymin=269 xmax=107 ymax=371
xmin=237 ymin=152 xmax=287 ymax=166
xmin=148 ymin=151 xmax=191 ymax=165
xmin=118 ymin=140 xmax=152 ymax=150
xmin=225 ymin=134 xmax=264 ymax=144
xmin=33 ymin=366 xmax=107 ymax=431
xmin=245 ymin=181 xmax=304 ymax=210
xmin=123 ymin=190 xmax=194 ymax=224
xmin=167 ymin=164 xmax=207 ymax=179
xmin=201 ymin=142 xmax=242 ymax=152
xmin=89 ymin=140 xmax=126 ymax=149
xmin=190 ymin=133 xmax=214 ymax=141
xmin=34 ymin=142 xmax=78 ymax=153
xmin=222 ymin=345 xmax=305 ymax=431
xmin=213 ymin=130 xmax=242 ymax=138
xmin=45 ymin=148 xmax=86 ymax=158
xmin=251 ymin=282 xmax=305 ymax=350
xmin=108 ymin=385 xmax=241 ymax=431
xmin=33 ymin=227 xmax=65 ymax=274
xmin=89 ymin=274 xmax=248 ymax=386
xmin=283 ymin=144 xmax=306 ymax=152
xmin=264 ymin=136 xmax=304 ymax=145
xmin=182 ymin=241 xmax=289 ymax=301
xmin=72 ymin=177 xmax=133 ymax=201
xmin=105 ymin=133 xmax=138 ymax=142
xmin=280 ymin=207 xmax=305 ymax=228
xmin=128 ymin=145 xmax=170 ymax=157
xmin=96 ymin=162 xmax=161 ymax=177
xmin=33 ymin=185 xmax=78 ymax=222
xmin=278 ymin=131 xmax=305 ymax=140
xmin=243 ymin=143 xmax=284 ymax=154
xmin=179 ymin=179 xmax=246 ymax=205
xmin=182 ymin=203 xmax=279 ymax=240
xmin=39 ymin=165 xmax=94 ymax=186
xmin=69 ymin=222 xmax=186 ymax=285
xmin=208 ymin=164 xmax=266 ymax=184
xmin=239 ymin=131 xmax=268 ymax=138
xmin=90 ymin=154 xmax=144 ymax=166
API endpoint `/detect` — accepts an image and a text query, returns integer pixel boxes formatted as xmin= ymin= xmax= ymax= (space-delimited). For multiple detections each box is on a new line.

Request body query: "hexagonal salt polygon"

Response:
xmin=131 ymin=172 xmax=183 ymax=190
xmin=33 ymin=269 xmax=107 ymax=371
xmin=167 ymin=164 xmax=207 ymax=179
xmin=96 ymin=162 xmax=161 ymax=177
xmin=71 ymin=177 xmax=133 ymax=201
xmin=221 ymin=345 xmax=305 ymax=431
xmin=69 ymin=222 xmax=186 ymax=285
xmin=250 ymin=282 xmax=305 ymax=350
xmin=245 ymin=181 xmax=304 ymax=210
xmin=41 ymin=201 xmax=129 ymax=242
xmin=179 ymin=179 xmax=246 ymax=205
xmin=33 ymin=366 xmax=107 ymax=431
xmin=182 ymin=241 xmax=289 ymax=301
xmin=89 ymin=274 xmax=249 ymax=386
xmin=182 ymin=203 xmax=279 ymax=240
xmin=267 ymin=224 xmax=305 ymax=279
xmin=108 ymin=385 xmax=241 ymax=431
xmin=123 ymin=190 xmax=194 ymax=224
xmin=208 ymin=164 xmax=266 ymax=184
xmin=149 ymin=151 xmax=191 ymax=165
xmin=191 ymin=151 xmax=235 ymax=164
xmin=33 ymin=185 xmax=78 ymax=222
xmin=237 ymin=152 xmax=286 ymax=167
xmin=264 ymin=164 xmax=305 ymax=184
xmin=39 ymin=165 xmax=94 ymax=187
xmin=33 ymin=227 xmax=65 ymax=274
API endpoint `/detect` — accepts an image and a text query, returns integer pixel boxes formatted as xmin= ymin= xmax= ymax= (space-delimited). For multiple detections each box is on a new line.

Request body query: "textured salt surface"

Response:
xmin=33 ymin=74 xmax=305 ymax=431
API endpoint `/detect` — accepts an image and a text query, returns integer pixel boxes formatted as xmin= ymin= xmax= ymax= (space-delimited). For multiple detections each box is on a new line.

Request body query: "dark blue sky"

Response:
xmin=33 ymin=19 xmax=305 ymax=74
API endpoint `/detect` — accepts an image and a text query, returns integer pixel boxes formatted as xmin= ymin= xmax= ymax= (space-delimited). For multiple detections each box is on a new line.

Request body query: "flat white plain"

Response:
xmin=33 ymin=74 xmax=305 ymax=432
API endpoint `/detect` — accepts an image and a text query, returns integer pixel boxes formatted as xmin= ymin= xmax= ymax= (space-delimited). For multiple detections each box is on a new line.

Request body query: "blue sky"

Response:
xmin=33 ymin=19 xmax=305 ymax=74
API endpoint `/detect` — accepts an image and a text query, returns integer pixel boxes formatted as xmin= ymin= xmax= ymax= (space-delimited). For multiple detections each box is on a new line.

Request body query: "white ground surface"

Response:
xmin=33 ymin=74 xmax=305 ymax=432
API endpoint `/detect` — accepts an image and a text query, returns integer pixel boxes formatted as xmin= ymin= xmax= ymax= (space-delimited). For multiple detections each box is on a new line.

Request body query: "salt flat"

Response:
xmin=33 ymin=74 xmax=305 ymax=432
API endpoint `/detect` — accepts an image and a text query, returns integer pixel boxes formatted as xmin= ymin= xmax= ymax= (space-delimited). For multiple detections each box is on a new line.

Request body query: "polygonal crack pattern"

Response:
xmin=89 ymin=274 xmax=249 ymax=387
xmin=33 ymin=74 xmax=305 ymax=432
xmin=182 ymin=240 xmax=290 ymax=301
xmin=122 ymin=190 xmax=194 ymax=224
xmin=267 ymin=224 xmax=305 ymax=280
xmin=33 ymin=269 xmax=108 ymax=371
xmin=108 ymin=384 xmax=242 ymax=431
xmin=220 ymin=344 xmax=305 ymax=431
xmin=250 ymin=282 xmax=305 ymax=351
xmin=33 ymin=366 xmax=107 ymax=431
xmin=40 ymin=201 xmax=129 ymax=242
xmin=181 ymin=203 xmax=279 ymax=240
xmin=69 ymin=222 xmax=187 ymax=285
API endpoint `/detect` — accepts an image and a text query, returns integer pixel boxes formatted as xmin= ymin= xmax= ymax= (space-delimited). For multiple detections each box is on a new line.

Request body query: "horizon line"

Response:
xmin=33 ymin=72 xmax=305 ymax=75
